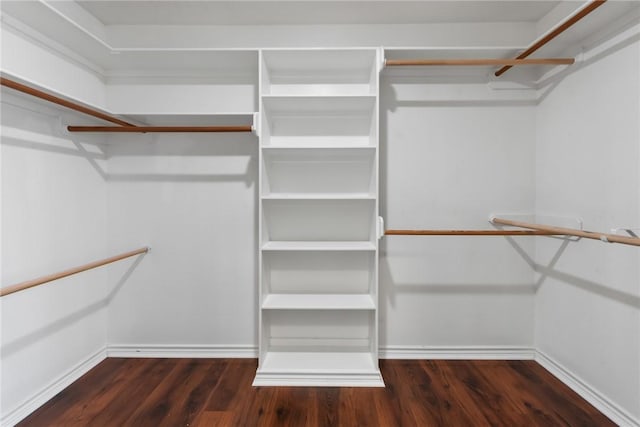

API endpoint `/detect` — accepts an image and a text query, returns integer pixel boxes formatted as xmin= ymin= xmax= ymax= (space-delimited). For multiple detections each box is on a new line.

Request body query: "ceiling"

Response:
xmin=76 ymin=1 xmax=561 ymax=26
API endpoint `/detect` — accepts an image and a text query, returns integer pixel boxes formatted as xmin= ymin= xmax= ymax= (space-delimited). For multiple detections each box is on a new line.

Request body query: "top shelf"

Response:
xmin=261 ymin=49 xmax=379 ymax=96
xmin=120 ymin=113 xmax=255 ymax=127
xmin=383 ymin=47 xmax=531 ymax=79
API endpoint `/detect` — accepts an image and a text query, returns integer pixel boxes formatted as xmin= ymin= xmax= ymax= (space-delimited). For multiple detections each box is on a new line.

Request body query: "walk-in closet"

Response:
xmin=1 ymin=1 xmax=639 ymax=425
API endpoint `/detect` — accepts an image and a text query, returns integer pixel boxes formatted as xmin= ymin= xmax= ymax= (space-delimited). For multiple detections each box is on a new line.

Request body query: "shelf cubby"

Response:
xmin=261 ymin=96 xmax=376 ymax=147
xmin=256 ymin=48 xmax=382 ymax=387
xmin=262 ymin=147 xmax=376 ymax=197
xmin=262 ymin=250 xmax=374 ymax=294
xmin=262 ymin=199 xmax=376 ymax=242
xmin=263 ymin=310 xmax=374 ymax=350
xmin=261 ymin=49 xmax=378 ymax=96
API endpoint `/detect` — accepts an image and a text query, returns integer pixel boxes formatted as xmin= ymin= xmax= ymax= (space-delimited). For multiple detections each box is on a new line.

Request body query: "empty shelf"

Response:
xmin=259 ymin=351 xmax=377 ymax=373
xmin=261 ymin=193 xmax=375 ymax=200
xmin=262 ymin=294 xmax=375 ymax=310
xmin=253 ymin=351 xmax=384 ymax=386
xmin=262 ymin=145 xmax=376 ymax=150
xmin=261 ymin=241 xmax=376 ymax=251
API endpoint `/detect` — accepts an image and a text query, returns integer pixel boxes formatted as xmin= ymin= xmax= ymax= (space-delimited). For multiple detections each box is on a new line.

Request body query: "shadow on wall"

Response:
xmin=507 ymin=237 xmax=640 ymax=309
xmin=537 ymin=21 xmax=640 ymax=104
xmin=1 ymin=109 xmax=258 ymax=186
xmin=77 ymin=132 xmax=258 ymax=186
xmin=381 ymin=79 xmax=537 ymax=110
xmin=1 ymin=255 xmax=146 ymax=358
xmin=2 ymin=126 xmax=257 ymax=183
xmin=380 ymin=236 xmax=640 ymax=322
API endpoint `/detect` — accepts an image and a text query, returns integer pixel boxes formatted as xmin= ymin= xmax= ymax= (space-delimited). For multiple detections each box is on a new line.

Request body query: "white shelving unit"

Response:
xmin=254 ymin=48 xmax=384 ymax=387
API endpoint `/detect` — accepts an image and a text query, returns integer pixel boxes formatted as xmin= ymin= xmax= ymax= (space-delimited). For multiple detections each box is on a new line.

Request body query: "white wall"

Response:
xmin=2 ymin=5 xmax=638 ymax=424
xmin=379 ymin=79 xmax=537 ymax=353
xmin=535 ymin=24 xmax=640 ymax=422
xmin=0 ymin=94 xmax=109 ymax=422
xmin=106 ymin=81 xmax=257 ymax=115
xmin=107 ymin=22 xmax=535 ymax=49
xmin=1 ymin=20 xmax=107 ymax=111
xmin=105 ymin=132 xmax=258 ymax=352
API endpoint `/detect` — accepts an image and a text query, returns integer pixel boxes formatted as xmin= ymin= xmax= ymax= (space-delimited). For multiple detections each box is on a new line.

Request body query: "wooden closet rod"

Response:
xmin=385 ymin=229 xmax=557 ymax=236
xmin=495 ymin=0 xmax=607 ymax=76
xmin=0 ymin=77 xmax=135 ymax=127
xmin=491 ymin=217 xmax=640 ymax=247
xmin=67 ymin=125 xmax=253 ymax=133
xmin=385 ymin=58 xmax=574 ymax=67
xmin=0 ymin=247 xmax=149 ymax=297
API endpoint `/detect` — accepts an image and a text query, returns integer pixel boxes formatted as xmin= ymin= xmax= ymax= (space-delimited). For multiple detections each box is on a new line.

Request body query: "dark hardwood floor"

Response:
xmin=18 ymin=358 xmax=614 ymax=426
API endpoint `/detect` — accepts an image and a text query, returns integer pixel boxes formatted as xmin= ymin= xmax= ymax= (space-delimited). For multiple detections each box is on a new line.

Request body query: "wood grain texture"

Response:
xmin=18 ymin=358 xmax=615 ymax=426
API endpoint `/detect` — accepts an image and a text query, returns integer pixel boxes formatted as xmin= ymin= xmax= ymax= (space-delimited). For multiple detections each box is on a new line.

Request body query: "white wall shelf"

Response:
xmin=262 ymin=147 xmax=375 ymax=196
xmin=253 ymin=351 xmax=382 ymax=387
xmin=261 ymin=194 xmax=375 ymax=200
xmin=257 ymin=48 xmax=382 ymax=387
xmin=120 ymin=113 xmax=256 ymax=126
xmin=262 ymin=294 xmax=375 ymax=310
xmin=262 ymin=145 xmax=376 ymax=150
xmin=262 ymin=251 xmax=374 ymax=295
xmin=261 ymin=241 xmax=376 ymax=251
xmin=262 ymin=95 xmax=375 ymax=113
xmin=258 ymin=351 xmax=378 ymax=373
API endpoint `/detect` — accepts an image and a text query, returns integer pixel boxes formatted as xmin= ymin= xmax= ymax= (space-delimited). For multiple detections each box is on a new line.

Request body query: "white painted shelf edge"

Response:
xmin=258 ymin=351 xmax=378 ymax=373
xmin=261 ymin=94 xmax=377 ymax=99
xmin=261 ymin=241 xmax=376 ymax=251
xmin=261 ymin=145 xmax=376 ymax=150
xmin=262 ymin=294 xmax=375 ymax=310
xmin=261 ymin=194 xmax=376 ymax=200
xmin=252 ymin=371 xmax=385 ymax=387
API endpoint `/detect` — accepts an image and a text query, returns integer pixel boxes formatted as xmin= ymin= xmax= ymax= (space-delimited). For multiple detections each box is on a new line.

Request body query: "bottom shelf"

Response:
xmin=253 ymin=351 xmax=384 ymax=387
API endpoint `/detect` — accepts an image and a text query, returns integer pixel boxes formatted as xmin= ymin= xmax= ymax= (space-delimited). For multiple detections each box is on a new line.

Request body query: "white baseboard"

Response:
xmin=5 ymin=345 xmax=635 ymax=427
xmin=106 ymin=344 xmax=258 ymax=358
xmin=1 ymin=347 xmax=107 ymax=427
xmin=379 ymin=345 xmax=536 ymax=360
xmin=535 ymin=350 xmax=639 ymax=427
xmin=106 ymin=344 xmax=535 ymax=360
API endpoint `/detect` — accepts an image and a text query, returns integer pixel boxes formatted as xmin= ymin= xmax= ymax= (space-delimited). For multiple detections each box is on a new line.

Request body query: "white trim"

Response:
xmin=380 ymin=345 xmax=535 ymax=360
xmin=1 ymin=347 xmax=107 ymax=427
xmin=535 ymin=350 xmax=639 ymax=427
xmin=0 ymin=12 xmax=105 ymax=77
xmin=39 ymin=0 xmax=112 ymax=50
xmin=106 ymin=344 xmax=258 ymax=358
xmin=252 ymin=372 xmax=385 ymax=387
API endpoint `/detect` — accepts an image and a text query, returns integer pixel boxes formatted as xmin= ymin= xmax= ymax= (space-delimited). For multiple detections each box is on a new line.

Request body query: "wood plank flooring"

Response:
xmin=18 ymin=358 xmax=614 ymax=426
